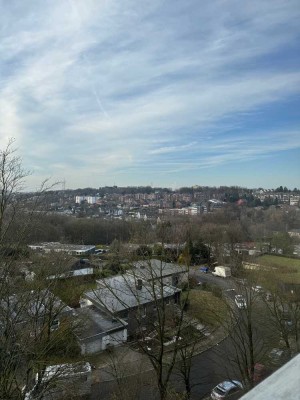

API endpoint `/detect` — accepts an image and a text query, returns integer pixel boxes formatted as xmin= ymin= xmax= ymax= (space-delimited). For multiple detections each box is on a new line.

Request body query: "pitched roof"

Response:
xmin=84 ymin=273 xmax=180 ymax=313
xmin=132 ymin=259 xmax=188 ymax=281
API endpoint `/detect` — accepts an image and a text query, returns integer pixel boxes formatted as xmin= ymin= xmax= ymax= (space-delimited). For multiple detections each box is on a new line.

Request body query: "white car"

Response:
xmin=252 ymin=285 xmax=264 ymax=293
xmin=235 ymin=295 xmax=247 ymax=309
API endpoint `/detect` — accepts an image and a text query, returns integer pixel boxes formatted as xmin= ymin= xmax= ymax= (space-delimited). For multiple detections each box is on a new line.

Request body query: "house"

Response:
xmin=132 ymin=259 xmax=188 ymax=287
xmin=81 ymin=273 xmax=181 ymax=337
xmin=288 ymin=229 xmax=300 ymax=239
xmin=0 ymin=289 xmax=73 ymax=335
xmin=235 ymin=242 xmax=263 ymax=256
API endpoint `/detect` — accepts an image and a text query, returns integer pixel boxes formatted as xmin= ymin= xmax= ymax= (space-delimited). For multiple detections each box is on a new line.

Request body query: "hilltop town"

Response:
xmin=24 ymin=185 xmax=300 ymax=220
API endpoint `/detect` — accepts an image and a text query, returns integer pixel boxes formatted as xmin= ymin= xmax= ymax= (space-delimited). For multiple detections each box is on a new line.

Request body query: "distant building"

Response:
xmin=288 ymin=229 xmax=300 ymax=238
xmin=290 ymin=195 xmax=300 ymax=206
xmin=28 ymin=242 xmax=96 ymax=256
xmin=75 ymin=195 xmax=99 ymax=204
xmin=158 ymin=206 xmax=200 ymax=216
xmin=208 ymin=199 xmax=226 ymax=210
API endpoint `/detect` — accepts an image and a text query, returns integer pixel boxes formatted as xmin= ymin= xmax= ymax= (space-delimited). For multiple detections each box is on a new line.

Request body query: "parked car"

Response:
xmin=235 ymin=295 xmax=247 ymax=309
xmin=281 ymin=318 xmax=294 ymax=331
xmin=268 ymin=348 xmax=291 ymax=367
xmin=251 ymin=285 xmax=264 ymax=293
xmin=163 ymin=335 xmax=182 ymax=347
xmin=279 ymin=308 xmax=294 ymax=331
xmin=199 ymin=266 xmax=209 ymax=273
xmin=211 ymin=380 xmax=243 ymax=399
xmin=252 ymin=363 xmax=269 ymax=383
xmin=264 ymin=292 xmax=273 ymax=301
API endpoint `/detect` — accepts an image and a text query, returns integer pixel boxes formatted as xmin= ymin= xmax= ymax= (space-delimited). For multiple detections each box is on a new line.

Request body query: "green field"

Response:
xmin=257 ymin=255 xmax=300 ymax=284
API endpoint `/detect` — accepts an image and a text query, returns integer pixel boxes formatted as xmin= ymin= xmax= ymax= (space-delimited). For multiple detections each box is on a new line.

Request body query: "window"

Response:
xmin=142 ymin=306 xmax=146 ymax=318
xmin=50 ymin=319 xmax=60 ymax=331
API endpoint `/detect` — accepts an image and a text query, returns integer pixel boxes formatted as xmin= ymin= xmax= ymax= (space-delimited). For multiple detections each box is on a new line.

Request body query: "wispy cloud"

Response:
xmin=149 ymin=142 xmax=197 ymax=155
xmin=0 ymin=0 xmax=299 ymax=188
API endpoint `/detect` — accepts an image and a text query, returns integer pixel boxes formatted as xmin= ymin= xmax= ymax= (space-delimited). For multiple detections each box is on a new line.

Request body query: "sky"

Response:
xmin=0 ymin=0 xmax=300 ymax=190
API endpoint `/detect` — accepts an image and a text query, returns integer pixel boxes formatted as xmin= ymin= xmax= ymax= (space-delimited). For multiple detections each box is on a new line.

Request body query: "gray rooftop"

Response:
xmin=132 ymin=259 xmax=188 ymax=281
xmin=1 ymin=290 xmax=72 ymax=323
xmin=75 ymin=306 xmax=127 ymax=339
xmin=84 ymin=273 xmax=180 ymax=313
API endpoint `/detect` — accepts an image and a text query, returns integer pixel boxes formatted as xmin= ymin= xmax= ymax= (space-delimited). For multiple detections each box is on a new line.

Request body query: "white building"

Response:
xmin=75 ymin=195 xmax=99 ymax=204
xmin=28 ymin=242 xmax=96 ymax=256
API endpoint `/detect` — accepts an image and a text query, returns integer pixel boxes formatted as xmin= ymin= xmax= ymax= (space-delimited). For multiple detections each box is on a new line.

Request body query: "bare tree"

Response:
xmin=0 ymin=140 xmax=77 ymax=399
xmin=0 ymin=139 xmax=29 ymax=244
xmin=83 ymin=246 xmax=192 ymax=400
xmin=262 ymin=284 xmax=300 ymax=352
xmin=173 ymin=330 xmax=199 ymax=399
xmin=211 ymin=282 xmax=268 ymax=392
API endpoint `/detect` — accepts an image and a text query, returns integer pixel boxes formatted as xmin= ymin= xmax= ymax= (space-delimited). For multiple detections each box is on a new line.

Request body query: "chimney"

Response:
xmin=136 ymin=279 xmax=143 ymax=290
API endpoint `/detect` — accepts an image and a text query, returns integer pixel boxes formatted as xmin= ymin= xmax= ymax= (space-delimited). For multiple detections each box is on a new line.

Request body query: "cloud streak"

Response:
xmin=0 ymin=0 xmax=299 ymax=188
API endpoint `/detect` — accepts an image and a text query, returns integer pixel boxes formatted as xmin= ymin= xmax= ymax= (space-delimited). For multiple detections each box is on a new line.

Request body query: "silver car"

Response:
xmin=211 ymin=380 xmax=243 ymax=400
xmin=235 ymin=294 xmax=247 ymax=309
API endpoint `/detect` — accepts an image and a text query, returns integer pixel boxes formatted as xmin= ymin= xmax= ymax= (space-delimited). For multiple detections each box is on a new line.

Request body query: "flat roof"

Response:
xmin=75 ymin=306 xmax=127 ymax=339
xmin=38 ymin=362 xmax=91 ymax=381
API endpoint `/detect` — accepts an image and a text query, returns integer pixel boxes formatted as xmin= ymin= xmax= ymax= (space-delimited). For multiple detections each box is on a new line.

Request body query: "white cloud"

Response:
xmin=0 ymin=0 xmax=299 ymax=188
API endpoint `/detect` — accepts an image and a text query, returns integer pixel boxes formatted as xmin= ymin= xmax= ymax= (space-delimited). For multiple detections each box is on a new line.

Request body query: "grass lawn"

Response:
xmin=257 ymin=255 xmax=300 ymax=284
xmin=186 ymin=289 xmax=228 ymax=327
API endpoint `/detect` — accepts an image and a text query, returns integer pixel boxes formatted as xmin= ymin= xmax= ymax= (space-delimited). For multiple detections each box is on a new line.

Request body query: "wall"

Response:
xmin=79 ymin=328 xmax=127 ymax=354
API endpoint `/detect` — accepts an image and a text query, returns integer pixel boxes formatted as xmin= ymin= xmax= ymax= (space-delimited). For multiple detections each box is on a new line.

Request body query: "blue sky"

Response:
xmin=0 ymin=0 xmax=299 ymax=190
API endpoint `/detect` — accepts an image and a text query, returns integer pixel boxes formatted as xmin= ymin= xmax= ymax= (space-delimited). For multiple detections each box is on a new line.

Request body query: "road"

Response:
xmin=191 ymin=268 xmax=237 ymax=291
xmin=91 ymin=337 xmax=239 ymax=399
